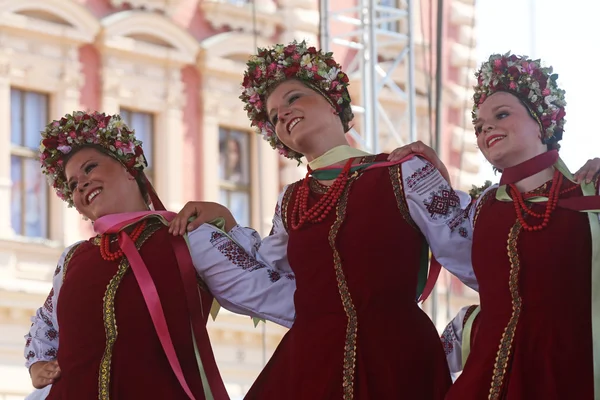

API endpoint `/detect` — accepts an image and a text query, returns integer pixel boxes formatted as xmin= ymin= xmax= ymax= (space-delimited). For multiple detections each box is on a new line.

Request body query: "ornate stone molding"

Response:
xmin=110 ymin=0 xmax=186 ymax=15
xmin=101 ymin=10 xmax=199 ymax=65
xmin=199 ymin=0 xmax=280 ymax=38
xmin=100 ymin=10 xmax=199 ymax=111
xmin=0 ymin=0 xmax=100 ymax=92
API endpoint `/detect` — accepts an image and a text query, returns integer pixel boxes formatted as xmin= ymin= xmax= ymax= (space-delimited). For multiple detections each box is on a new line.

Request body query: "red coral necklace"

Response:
xmin=100 ymin=219 xmax=147 ymax=261
xmin=508 ymin=170 xmax=578 ymax=232
xmin=290 ymin=158 xmax=354 ymax=231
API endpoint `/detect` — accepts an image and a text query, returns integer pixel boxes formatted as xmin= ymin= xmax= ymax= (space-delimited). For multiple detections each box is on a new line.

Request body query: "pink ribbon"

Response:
xmin=94 ymin=211 xmax=228 ymax=400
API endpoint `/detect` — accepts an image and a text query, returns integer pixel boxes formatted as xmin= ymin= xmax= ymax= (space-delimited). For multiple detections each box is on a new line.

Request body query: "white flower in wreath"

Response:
xmin=300 ymin=54 xmax=313 ymax=68
xmin=544 ymin=95 xmax=557 ymax=106
xmin=529 ymin=92 xmax=538 ymax=103
xmin=323 ymin=67 xmax=340 ymax=82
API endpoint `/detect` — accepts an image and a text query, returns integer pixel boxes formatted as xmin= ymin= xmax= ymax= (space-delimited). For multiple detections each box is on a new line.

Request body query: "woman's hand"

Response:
xmin=168 ymin=201 xmax=237 ymax=235
xmin=574 ymin=157 xmax=600 ymax=184
xmin=388 ymin=141 xmax=451 ymax=184
xmin=30 ymin=360 xmax=61 ymax=389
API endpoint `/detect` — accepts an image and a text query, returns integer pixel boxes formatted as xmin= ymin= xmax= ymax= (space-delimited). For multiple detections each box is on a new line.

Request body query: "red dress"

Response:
xmin=48 ymin=220 xmax=214 ymax=399
xmin=446 ymin=181 xmax=594 ymax=400
xmin=245 ymin=156 xmax=452 ymax=399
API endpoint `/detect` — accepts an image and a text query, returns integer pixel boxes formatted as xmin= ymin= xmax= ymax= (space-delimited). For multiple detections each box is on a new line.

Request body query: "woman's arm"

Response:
xmin=186 ymin=189 xmax=295 ymax=328
xmin=24 ymin=242 xmax=81 ymax=387
xmin=400 ymin=156 xmax=478 ymax=290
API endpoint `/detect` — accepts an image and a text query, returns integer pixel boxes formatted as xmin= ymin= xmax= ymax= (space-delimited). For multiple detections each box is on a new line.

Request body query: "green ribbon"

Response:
xmin=461 ymin=305 xmax=481 ymax=369
xmin=310 ymin=163 xmax=374 ymax=180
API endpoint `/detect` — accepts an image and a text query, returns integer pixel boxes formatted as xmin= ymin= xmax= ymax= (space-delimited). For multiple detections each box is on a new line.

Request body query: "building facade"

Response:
xmin=0 ymin=0 xmax=477 ymax=398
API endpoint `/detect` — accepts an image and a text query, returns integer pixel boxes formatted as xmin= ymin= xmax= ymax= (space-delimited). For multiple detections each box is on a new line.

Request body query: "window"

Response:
xmin=219 ymin=128 xmax=251 ymax=227
xmin=119 ymin=109 xmax=154 ymax=180
xmin=10 ymin=88 xmax=50 ymax=238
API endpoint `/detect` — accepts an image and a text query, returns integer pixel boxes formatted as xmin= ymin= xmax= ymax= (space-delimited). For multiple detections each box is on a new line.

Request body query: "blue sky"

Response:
xmin=476 ymin=0 xmax=596 ymax=181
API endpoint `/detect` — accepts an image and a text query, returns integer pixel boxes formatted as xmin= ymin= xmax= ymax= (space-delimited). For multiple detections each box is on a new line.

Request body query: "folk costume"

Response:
xmin=24 ymin=112 xmax=296 ymax=399
xmin=236 ymin=41 xmax=476 ymax=400
xmin=442 ymin=54 xmax=600 ymax=400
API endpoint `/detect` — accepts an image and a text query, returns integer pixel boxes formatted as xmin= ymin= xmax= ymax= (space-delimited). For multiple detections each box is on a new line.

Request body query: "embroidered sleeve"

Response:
xmin=227 ymin=187 xmax=292 ymax=274
xmin=24 ymin=242 xmax=81 ymax=369
xmin=401 ymin=156 xmax=478 ymax=290
xmin=440 ymin=305 xmax=475 ymax=374
xmin=187 ymin=192 xmax=295 ymax=328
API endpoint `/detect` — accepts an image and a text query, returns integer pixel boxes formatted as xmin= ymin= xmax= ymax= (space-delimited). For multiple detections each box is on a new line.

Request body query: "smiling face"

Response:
xmin=474 ymin=91 xmax=547 ymax=170
xmin=64 ymin=147 xmax=146 ymax=221
xmin=266 ymin=80 xmax=347 ymax=160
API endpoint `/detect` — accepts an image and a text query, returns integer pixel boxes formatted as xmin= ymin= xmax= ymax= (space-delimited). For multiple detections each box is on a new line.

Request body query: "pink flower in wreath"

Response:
xmin=509 ymin=81 xmax=517 ymax=90
xmin=542 ymin=88 xmax=550 ymax=96
xmin=115 ymin=140 xmax=135 ymax=155
xmin=249 ymin=93 xmax=260 ymax=104
xmin=522 ymin=62 xmax=535 ymax=75
xmin=57 ymin=145 xmax=72 ymax=154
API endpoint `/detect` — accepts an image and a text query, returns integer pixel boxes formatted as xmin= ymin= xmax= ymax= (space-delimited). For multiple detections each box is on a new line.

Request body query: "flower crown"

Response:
xmin=39 ymin=111 xmax=146 ymax=206
xmin=240 ymin=40 xmax=352 ymax=161
xmin=473 ymin=53 xmax=566 ymax=144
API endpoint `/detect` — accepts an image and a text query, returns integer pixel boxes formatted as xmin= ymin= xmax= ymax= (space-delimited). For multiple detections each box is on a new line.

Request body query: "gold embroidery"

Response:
xmin=360 ymin=155 xmax=378 ymax=164
xmin=488 ymin=220 xmax=523 ymax=400
xmin=281 ymin=182 xmax=296 ymax=231
xmin=62 ymin=243 xmax=82 ymax=281
xmin=98 ymin=222 xmax=162 ymax=399
xmin=329 ymin=177 xmax=358 ymax=400
xmin=473 ymin=189 xmax=495 ymax=228
xmin=309 ymin=178 xmax=329 ymax=194
xmin=389 ymin=164 xmax=419 ymax=231
xmin=98 ymin=257 xmax=128 ymax=400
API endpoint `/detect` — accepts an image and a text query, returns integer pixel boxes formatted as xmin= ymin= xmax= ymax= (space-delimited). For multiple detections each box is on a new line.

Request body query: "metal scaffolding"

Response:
xmin=319 ymin=0 xmax=417 ymax=154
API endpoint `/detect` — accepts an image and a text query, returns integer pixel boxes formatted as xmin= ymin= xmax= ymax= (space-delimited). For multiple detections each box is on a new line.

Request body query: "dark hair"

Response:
xmin=339 ymin=104 xmax=354 ymax=133
xmin=517 ymin=97 xmax=560 ymax=151
xmin=62 ymin=144 xmax=150 ymax=204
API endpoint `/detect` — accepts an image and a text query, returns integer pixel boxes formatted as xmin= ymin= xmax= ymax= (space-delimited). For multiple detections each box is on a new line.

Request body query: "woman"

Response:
xmin=393 ymin=53 xmax=599 ymax=399
xmin=24 ymin=111 xmax=297 ymax=399
xmin=172 ymin=40 xmax=479 ymax=399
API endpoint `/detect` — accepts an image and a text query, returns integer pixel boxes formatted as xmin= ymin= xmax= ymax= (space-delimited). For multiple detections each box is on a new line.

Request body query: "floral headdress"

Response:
xmin=240 ymin=40 xmax=353 ymax=161
xmin=39 ymin=111 xmax=147 ymax=206
xmin=473 ymin=53 xmax=566 ymax=145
